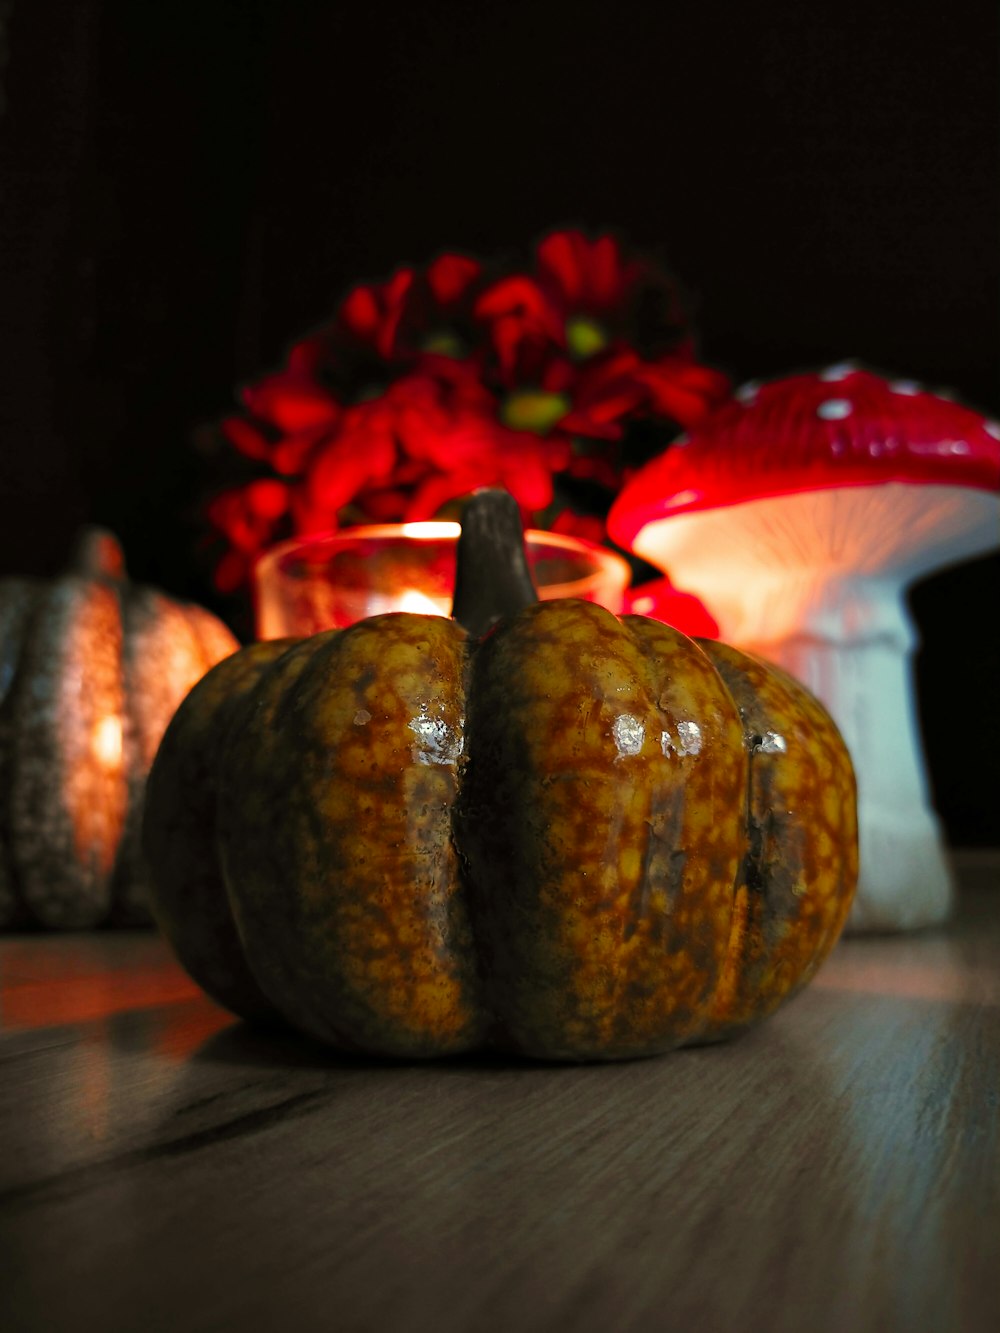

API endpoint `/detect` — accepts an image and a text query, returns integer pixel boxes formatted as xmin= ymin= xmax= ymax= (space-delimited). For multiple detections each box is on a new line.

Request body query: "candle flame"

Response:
xmin=396 ymin=589 xmax=448 ymax=616
xmin=399 ymin=521 xmax=461 ymax=539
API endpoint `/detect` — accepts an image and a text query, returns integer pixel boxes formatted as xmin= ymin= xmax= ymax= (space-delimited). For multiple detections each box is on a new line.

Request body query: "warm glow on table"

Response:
xmin=1 ymin=854 xmax=997 ymax=1332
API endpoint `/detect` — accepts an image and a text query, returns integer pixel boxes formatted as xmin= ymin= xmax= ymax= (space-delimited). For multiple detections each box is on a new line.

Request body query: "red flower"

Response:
xmin=200 ymin=228 xmax=732 ymax=599
xmin=536 ymin=230 xmax=646 ymax=322
xmin=241 ymin=372 xmax=340 ymax=434
xmin=338 ymin=268 xmax=415 ymax=361
xmin=566 ymin=345 xmax=731 ymax=435
xmin=474 ymin=275 xmax=565 ymax=382
xmin=474 ymin=228 xmax=691 ymax=384
xmin=222 ymin=358 xmax=572 ymax=564
xmin=206 ymin=479 xmax=292 ymax=593
xmin=222 ymin=370 xmax=341 ymax=480
xmin=329 ymin=252 xmax=486 ymax=369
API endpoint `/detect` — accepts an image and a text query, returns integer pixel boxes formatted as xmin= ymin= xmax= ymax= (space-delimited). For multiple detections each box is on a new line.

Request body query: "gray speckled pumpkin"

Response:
xmin=0 ymin=528 xmax=239 ymax=929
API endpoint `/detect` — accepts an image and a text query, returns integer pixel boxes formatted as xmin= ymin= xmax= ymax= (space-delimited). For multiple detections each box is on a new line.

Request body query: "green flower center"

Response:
xmin=420 ymin=330 xmax=466 ymax=358
xmin=501 ymin=390 xmax=571 ymax=434
xmin=565 ymin=315 xmax=608 ymax=360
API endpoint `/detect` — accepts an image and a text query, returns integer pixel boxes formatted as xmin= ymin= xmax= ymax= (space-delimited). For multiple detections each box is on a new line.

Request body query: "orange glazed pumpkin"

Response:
xmin=0 ymin=529 xmax=238 ymax=929
xmin=143 ymin=492 xmax=858 ymax=1061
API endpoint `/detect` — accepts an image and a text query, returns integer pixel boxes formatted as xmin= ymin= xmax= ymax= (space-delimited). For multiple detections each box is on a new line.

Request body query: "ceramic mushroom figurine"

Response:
xmin=608 ymin=362 xmax=1000 ymax=932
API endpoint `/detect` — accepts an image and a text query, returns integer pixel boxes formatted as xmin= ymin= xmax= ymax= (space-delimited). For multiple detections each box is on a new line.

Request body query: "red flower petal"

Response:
xmin=213 ymin=549 xmax=249 ymax=595
xmin=564 ymin=454 xmax=623 ymax=487
xmin=475 ymin=277 xmax=564 ymax=363
xmin=636 ymin=361 xmax=731 ymax=426
xmin=339 ymin=269 xmax=414 ymax=359
xmin=404 ymin=469 xmax=488 ymax=521
xmin=206 ymin=487 xmax=285 ymax=557
xmin=349 ymin=486 xmax=412 ymax=522
xmin=498 ymin=452 xmax=554 ymax=511
xmin=339 ymin=285 xmax=380 ymax=340
xmin=221 ymin=416 xmax=272 ymax=462
xmin=564 ymin=382 xmax=643 ymax=427
xmin=289 ymin=490 xmax=339 ymax=537
xmin=550 ymin=509 xmax=608 ymax=544
xmin=306 ymin=416 xmax=399 ymax=514
xmin=538 ymin=356 xmax=576 ymax=394
xmin=557 ymin=412 xmax=624 ymax=441
xmin=245 ymin=478 xmax=290 ymax=521
xmin=539 ymin=432 xmax=574 ymax=472
xmin=271 ymin=423 xmax=331 ymax=477
xmin=491 ymin=316 xmax=526 ymax=379
xmin=536 ymin=230 xmax=631 ymax=313
xmin=587 ymin=235 xmax=621 ymax=308
xmin=426 ymin=253 xmax=481 ymax=306
xmin=242 ymin=373 xmax=340 ymax=433
xmin=583 ymin=346 xmax=642 ymax=381
xmin=288 ymin=333 xmax=334 ymax=375
xmin=536 ymin=231 xmax=585 ymax=305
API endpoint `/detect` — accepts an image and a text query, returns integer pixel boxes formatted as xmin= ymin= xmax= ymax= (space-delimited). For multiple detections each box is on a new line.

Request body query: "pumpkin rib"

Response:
xmin=142 ymin=639 xmax=294 ymax=1021
xmin=458 ymin=600 xmax=746 ymax=1061
xmin=217 ymin=619 xmax=488 ymax=1057
xmin=114 ymin=587 xmax=239 ymax=925
xmin=695 ymin=640 xmax=859 ymax=1040
xmin=183 ymin=602 xmax=247 ymax=673
xmin=7 ymin=576 xmax=128 ymax=928
xmin=618 ymin=615 xmax=748 ymax=1048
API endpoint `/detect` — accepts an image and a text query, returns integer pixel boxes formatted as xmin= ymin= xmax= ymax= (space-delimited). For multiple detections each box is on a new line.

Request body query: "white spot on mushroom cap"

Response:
xmin=737 ymin=381 xmax=760 ymax=403
xmin=985 ymin=421 xmax=1000 ymax=441
xmin=817 ymin=398 xmax=853 ymax=420
xmin=890 ymin=380 xmax=922 ymax=396
xmin=820 ymin=361 xmax=859 ymax=382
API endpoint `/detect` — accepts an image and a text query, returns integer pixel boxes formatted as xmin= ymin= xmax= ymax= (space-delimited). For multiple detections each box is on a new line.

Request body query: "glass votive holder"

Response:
xmin=253 ymin=521 xmax=631 ymax=640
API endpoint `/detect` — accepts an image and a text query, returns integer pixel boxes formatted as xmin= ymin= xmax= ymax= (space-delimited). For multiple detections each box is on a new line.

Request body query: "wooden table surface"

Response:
xmin=1 ymin=853 xmax=998 ymax=1333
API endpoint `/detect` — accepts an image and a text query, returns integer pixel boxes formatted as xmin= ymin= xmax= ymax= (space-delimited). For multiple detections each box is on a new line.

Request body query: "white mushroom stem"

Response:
xmin=751 ymin=587 xmax=951 ymax=932
xmin=631 ymin=483 xmax=999 ymax=932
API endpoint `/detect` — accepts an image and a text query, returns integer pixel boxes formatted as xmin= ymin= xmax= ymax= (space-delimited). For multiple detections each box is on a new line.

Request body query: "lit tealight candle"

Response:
xmin=253 ymin=519 xmax=630 ymax=640
xmin=394 ymin=589 xmax=451 ymax=617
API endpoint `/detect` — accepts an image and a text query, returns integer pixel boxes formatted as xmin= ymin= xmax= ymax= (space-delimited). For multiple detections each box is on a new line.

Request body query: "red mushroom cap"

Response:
xmin=608 ymin=363 xmax=1000 ymax=550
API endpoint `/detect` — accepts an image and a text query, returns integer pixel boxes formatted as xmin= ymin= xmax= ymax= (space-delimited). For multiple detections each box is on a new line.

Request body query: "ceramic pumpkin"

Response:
xmin=144 ymin=491 xmax=858 ymax=1061
xmin=0 ymin=528 xmax=239 ymax=929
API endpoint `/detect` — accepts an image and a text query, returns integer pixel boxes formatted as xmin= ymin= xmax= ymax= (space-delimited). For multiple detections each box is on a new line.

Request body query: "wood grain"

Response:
xmin=1 ymin=854 xmax=998 ymax=1333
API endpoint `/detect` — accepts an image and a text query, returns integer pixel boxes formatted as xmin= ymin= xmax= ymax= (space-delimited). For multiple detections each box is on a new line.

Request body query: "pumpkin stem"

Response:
xmin=70 ymin=527 xmax=128 ymax=582
xmin=451 ymin=489 xmax=538 ymax=637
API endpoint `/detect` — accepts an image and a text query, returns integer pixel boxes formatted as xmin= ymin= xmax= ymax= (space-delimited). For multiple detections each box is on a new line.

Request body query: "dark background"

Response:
xmin=1 ymin=0 xmax=997 ymax=843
